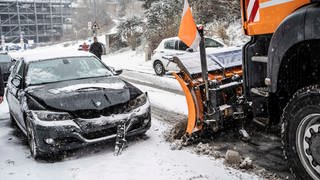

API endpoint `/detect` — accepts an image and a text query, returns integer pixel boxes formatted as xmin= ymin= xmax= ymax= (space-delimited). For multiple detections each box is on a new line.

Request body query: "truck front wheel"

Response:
xmin=282 ymin=85 xmax=320 ymax=180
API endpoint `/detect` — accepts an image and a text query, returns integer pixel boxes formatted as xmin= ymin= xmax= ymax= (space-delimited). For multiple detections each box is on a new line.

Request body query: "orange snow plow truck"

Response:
xmin=173 ymin=0 xmax=320 ymax=179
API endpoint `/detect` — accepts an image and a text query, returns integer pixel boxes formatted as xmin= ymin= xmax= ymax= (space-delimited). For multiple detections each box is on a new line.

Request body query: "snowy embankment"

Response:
xmin=0 ymin=46 xmax=259 ymax=180
xmin=104 ymin=48 xmax=154 ymax=74
xmin=102 ymin=50 xmax=187 ymax=115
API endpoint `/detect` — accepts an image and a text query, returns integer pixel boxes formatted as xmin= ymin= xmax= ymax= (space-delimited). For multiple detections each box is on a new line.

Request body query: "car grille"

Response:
xmin=82 ymin=119 xmax=144 ymax=140
xmin=73 ymin=103 xmax=127 ymax=119
xmin=82 ymin=126 xmax=118 ymax=139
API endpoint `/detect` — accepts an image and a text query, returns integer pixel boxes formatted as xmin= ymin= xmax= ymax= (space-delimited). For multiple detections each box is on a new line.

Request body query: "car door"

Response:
xmin=161 ymin=39 xmax=181 ymax=71
xmin=7 ymin=60 xmax=26 ymax=129
xmin=167 ymin=40 xmax=189 ymax=71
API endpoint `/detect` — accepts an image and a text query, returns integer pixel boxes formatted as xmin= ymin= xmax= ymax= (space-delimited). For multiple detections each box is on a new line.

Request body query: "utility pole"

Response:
xmin=93 ymin=0 xmax=97 ymax=22
xmin=92 ymin=0 xmax=98 ymax=37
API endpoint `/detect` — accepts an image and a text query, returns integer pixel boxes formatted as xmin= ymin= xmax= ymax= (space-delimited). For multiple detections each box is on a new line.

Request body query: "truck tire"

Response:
xmin=281 ymin=85 xmax=320 ymax=180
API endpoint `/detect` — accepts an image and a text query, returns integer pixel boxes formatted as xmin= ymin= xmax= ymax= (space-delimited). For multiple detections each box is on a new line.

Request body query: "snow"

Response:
xmin=0 ymin=93 xmax=9 ymax=119
xmin=101 ymin=50 xmax=188 ymax=115
xmin=103 ymin=49 xmax=154 ymax=74
xmin=10 ymin=48 xmax=93 ymax=63
xmin=48 ymin=83 xmax=126 ymax=94
xmin=0 ymin=108 xmax=258 ymax=180
xmin=26 ymin=67 xmax=57 ymax=85
xmin=135 ymin=83 xmax=188 ymax=115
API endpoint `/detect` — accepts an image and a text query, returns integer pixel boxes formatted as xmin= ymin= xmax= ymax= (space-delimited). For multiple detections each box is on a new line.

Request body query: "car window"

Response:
xmin=11 ymin=60 xmax=21 ymax=75
xmin=0 ymin=54 xmax=11 ymax=62
xmin=178 ymin=41 xmax=189 ymax=51
xmin=26 ymin=57 xmax=113 ymax=85
xmin=175 ymin=41 xmax=179 ymax=50
xmin=205 ymin=38 xmax=224 ymax=48
xmin=16 ymin=60 xmax=25 ymax=77
xmin=164 ymin=40 xmax=175 ymax=50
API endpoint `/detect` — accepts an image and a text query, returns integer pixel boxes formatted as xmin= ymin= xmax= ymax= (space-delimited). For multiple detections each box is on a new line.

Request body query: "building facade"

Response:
xmin=0 ymin=0 xmax=73 ymax=43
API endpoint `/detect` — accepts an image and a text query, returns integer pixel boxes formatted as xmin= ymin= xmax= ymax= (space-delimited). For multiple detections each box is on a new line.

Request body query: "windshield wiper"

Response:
xmin=29 ymin=74 xmax=113 ymax=86
xmin=76 ymin=87 xmax=104 ymax=92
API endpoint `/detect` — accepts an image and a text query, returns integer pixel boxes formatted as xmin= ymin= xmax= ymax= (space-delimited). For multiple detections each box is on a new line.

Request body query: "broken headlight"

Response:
xmin=127 ymin=93 xmax=148 ymax=111
xmin=32 ymin=111 xmax=73 ymax=121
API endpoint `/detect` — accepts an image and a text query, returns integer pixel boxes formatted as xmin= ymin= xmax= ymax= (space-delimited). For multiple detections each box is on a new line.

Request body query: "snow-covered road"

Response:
xmin=0 ymin=101 xmax=258 ymax=180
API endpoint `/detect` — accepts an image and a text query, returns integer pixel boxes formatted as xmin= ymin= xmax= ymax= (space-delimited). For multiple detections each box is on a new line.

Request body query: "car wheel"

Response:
xmin=154 ymin=61 xmax=165 ymax=76
xmin=26 ymin=120 xmax=44 ymax=159
xmin=281 ymin=85 xmax=320 ymax=180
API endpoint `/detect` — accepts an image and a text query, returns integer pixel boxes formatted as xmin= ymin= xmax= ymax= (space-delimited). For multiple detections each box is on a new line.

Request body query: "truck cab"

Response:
xmin=241 ymin=0 xmax=320 ymax=179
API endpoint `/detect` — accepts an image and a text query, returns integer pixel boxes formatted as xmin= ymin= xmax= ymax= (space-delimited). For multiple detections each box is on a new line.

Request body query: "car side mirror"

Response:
xmin=11 ymin=76 xmax=22 ymax=88
xmin=115 ymin=69 xmax=123 ymax=76
xmin=186 ymin=48 xmax=194 ymax=52
xmin=11 ymin=58 xmax=17 ymax=63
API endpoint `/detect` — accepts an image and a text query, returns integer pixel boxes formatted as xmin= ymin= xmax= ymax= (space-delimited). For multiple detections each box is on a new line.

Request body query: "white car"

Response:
xmin=152 ymin=37 xmax=225 ymax=76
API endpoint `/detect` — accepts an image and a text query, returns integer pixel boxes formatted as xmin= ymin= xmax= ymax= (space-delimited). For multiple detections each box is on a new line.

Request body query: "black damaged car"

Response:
xmin=6 ymin=51 xmax=151 ymax=159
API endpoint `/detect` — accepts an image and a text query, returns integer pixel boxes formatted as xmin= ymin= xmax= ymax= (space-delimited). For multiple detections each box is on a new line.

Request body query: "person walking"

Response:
xmin=82 ymin=42 xmax=89 ymax=51
xmin=0 ymin=68 xmax=4 ymax=104
xmin=89 ymin=37 xmax=102 ymax=60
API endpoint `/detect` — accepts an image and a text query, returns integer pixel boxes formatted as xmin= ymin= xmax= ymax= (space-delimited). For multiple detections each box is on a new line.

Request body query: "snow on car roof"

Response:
xmin=12 ymin=49 xmax=94 ymax=63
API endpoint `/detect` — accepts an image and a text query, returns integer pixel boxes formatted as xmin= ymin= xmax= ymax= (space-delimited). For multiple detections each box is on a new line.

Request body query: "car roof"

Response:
xmin=0 ymin=52 xmax=9 ymax=55
xmin=13 ymin=50 xmax=94 ymax=64
xmin=162 ymin=36 xmax=217 ymax=42
xmin=161 ymin=37 xmax=180 ymax=42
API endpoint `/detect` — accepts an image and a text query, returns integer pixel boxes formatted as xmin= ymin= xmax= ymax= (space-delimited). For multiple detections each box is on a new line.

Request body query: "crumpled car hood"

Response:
xmin=26 ymin=76 xmax=139 ymax=111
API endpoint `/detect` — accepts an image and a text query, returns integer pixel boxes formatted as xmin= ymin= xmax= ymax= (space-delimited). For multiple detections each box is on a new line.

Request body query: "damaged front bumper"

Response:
xmin=27 ymin=100 xmax=151 ymax=153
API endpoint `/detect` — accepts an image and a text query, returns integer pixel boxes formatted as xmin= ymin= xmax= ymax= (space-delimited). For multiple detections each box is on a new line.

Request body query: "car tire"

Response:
xmin=26 ymin=119 xmax=45 ymax=160
xmin=154 ymin=61 xmax=165 ymax=76
xmin=281 ymin=85 xmax=320 ymax=180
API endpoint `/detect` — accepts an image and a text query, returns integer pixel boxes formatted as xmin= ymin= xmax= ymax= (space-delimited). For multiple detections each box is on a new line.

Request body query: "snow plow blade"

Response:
xmin=173 ymin=72 xmax=199 ymax=135
xmin=171 ymin=48 xmax=244 ymax=135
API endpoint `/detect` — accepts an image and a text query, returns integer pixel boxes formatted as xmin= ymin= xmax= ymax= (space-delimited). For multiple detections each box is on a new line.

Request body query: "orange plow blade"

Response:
xmin=173 ymin=72 xmax=197 ymax=135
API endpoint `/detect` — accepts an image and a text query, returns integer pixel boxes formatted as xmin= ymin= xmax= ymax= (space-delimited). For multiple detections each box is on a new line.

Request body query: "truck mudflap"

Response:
xmin=171 ymin=48 xmax=245 ymax=135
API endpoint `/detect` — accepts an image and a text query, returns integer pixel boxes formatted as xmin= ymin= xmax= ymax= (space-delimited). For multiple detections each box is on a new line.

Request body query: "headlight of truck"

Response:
xmin=32 ymin=111 xmax=73 ymax=121
xmin=127 ymin=93 xmax=148 ymax=111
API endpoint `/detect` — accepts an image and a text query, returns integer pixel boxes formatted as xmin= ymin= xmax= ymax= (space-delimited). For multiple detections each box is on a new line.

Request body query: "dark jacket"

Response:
xmin=0 ymin=67 xmax=4 ymax=96
xmin=89 ymin=42 xmax=103 ymax=59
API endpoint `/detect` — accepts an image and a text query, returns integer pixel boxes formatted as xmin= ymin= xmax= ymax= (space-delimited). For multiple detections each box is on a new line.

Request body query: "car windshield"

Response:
xmin=26 ymin=56 xmax=113 ymax=85
xmin=0 ymin=54 xmax=11 ymax=62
